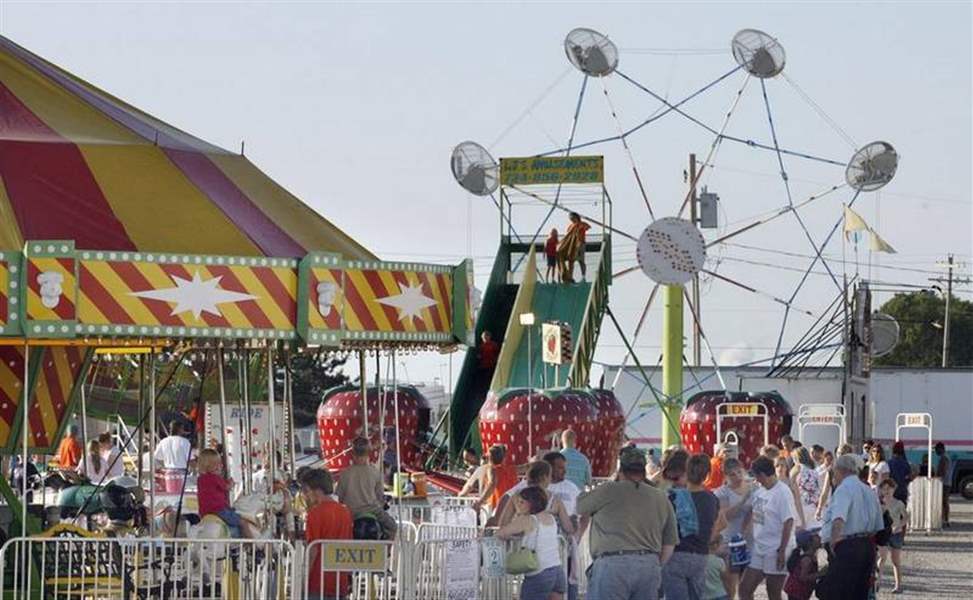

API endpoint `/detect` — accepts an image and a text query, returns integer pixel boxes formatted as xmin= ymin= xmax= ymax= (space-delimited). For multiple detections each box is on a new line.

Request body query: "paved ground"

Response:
xmin=751 ymin=497 xmax=973 ymax=600
xmin=880 ymin=497 xmax=973 ymax=599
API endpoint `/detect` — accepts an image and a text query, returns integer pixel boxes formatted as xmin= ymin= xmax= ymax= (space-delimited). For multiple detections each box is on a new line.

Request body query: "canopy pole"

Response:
xmin=392 ymin=349 xmax=402 ymax=476
xmin=79 ymin=358 xmax=89 ymax=481
xmin=148 ymin=351 xmax=157 ymax=536
xmin=216 ymin=347 xmax=230 ymax=480
xmin=234 ymin=350 xmax=248 ymax=494
xmin=20 ymin=342 xmax=29 ymax=534
xmin=358 ymin=351 xmax=369 ymax=455
xmin=375 ymin=351 xmax=382 ymax=459
xmin=242 ymin=349 xmax=253 ymax=494
xmin=266 ymin=342 xmax=277 ymax=497
xmin=137 ymin=356 xmax=145 ymax=489
xmin=285 ymin=358 xmax=296 ymax=479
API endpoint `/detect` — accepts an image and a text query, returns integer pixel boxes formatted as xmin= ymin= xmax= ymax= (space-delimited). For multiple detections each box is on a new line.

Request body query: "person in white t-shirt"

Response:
xmin=738 ymin=456 xmax=795 ymax=600
xmin=868 ymin=444 xmax=890 ymax=488
xmin=99 ymin=432 xmax=125 ymax=479
xmin=154 ymin=421 xmax=193 ymax=470
xmin=77 ymin=439 xmax=111 ymax=485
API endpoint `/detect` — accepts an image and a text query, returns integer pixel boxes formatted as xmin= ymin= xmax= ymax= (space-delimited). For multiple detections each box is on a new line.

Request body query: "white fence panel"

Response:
xmin=0 ymin=535 xmax=294 ymax=600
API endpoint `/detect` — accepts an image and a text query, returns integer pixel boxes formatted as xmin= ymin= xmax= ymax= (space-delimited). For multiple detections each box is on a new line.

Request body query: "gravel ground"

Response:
xmin=750 ymin=497 xmax=973 ymax=600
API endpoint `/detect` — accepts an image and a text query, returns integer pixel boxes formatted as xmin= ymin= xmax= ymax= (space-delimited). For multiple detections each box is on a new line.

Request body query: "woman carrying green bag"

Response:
xmin=498 ymin=486 xmax=567 ymax=599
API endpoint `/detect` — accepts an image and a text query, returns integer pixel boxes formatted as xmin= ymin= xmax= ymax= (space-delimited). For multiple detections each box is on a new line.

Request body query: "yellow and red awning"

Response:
xmin=0 ymin=35 xmax=372 ymax=260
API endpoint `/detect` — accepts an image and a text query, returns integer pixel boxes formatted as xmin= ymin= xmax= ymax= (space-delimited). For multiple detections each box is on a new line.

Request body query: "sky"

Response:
xmin=2 ymin=1 xmax=971 ymax=390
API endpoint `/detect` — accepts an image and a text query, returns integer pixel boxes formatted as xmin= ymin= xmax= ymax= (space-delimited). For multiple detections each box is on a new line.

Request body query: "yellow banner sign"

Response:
xmin=724 ymin=404 xmax=761 ymax=416
xmin=320 ymin=542 xmax=388 ymax=572
xmin=500 ymin=156 xmax=604 ymax=185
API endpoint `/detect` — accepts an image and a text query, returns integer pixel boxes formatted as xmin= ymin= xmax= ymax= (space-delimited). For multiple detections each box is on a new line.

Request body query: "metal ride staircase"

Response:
xmin=448 ymin=236 xmax=611 ymax=458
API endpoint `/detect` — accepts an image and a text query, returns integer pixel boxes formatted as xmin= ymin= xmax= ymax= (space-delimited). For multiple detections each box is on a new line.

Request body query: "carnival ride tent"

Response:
xmin=0 ymin=35 xmax=373 ymax=258
xmin=0 ymin=33 xmax=379 ymax=454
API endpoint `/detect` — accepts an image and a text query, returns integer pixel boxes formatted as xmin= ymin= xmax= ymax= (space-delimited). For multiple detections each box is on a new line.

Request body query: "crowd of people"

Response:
xmin=456 ymin=431 xmax=941 ymax=600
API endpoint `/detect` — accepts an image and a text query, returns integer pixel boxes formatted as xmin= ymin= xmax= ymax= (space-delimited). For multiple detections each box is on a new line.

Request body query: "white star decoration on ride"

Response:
xmin=377 ymin=283 xmax=437 ymax=323
xmin=130 ymin=270 xmax=258 ymax=319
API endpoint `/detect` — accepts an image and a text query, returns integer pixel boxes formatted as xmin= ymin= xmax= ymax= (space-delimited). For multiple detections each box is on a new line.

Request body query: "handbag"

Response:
xmin=505 ymin=516 xmax=540 ymax=575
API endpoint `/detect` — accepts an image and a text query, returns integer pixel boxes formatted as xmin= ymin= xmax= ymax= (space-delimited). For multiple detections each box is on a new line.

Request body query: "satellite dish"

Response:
xmin=637 ymin=217 xmax=706 ymax=286
xmin=450 ymin=141 xmax=499 ymax=196
xmin=731 ymin=29 xmax=786 ymax=78
xmin=845 ymin=142 xmax=898 ymax=192
xmin=871 ymin=312 xmax=900 ymax=357
xmin=564 ymin=28 xmax=619 ymax=77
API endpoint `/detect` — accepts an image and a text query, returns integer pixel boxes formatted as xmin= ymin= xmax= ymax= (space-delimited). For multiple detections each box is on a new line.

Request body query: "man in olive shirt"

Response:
xmin=577 ymin=447 xmax=678 ymax=600
xmin=336 ymin=437 xmax=397 ymax=540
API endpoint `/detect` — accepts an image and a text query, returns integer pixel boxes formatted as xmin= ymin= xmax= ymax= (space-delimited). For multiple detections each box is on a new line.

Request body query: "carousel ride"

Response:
xmin=0 ymin=33 xmax=474 ymax=597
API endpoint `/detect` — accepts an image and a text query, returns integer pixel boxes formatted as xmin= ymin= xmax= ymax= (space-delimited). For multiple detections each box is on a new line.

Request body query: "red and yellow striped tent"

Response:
xmin=0 ymin=34 xmax=373 ymax=260
xmin=0 ymin=35 xmax=374 ymax=453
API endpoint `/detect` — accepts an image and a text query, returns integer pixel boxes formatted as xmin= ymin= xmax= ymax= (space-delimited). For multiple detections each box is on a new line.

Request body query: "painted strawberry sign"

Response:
xmin=479 ymin=388 xmax=625 ymax=476
xmin=317 ymin=384 xmax=430 ymax=472
xmin=680 ymin=391 xmax=793 ymax=467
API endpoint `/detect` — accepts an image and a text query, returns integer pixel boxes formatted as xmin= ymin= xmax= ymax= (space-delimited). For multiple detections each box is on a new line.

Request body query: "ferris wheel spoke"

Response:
xmin=676 ymin=71 xmax=753 ymax=218
xmin=681 ymin=287 xmax=727 ymax=390
xmin=534 ymin=65 xmax=743 ymax=158
xmin=759 ymin=78 xmax=843 ymax=293
xmin=707 ymin=182 xmax=846 ymax=248
xmin=612 ymin=265 xmax=642 ymax=279
xmin=599 ymin=77 xmax=655 ymax=220
xmin=609 ymin=283 xmax=660 ymax=390
xmin=702 ymin=268 xmax=815 ymax=316
xmin=617 ymin=68 xmax=847 ymax=172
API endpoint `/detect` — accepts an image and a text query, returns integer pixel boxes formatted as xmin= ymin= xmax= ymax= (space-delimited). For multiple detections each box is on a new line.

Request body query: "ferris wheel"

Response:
xmin=449 ymin=26 xmax=899 ymax=452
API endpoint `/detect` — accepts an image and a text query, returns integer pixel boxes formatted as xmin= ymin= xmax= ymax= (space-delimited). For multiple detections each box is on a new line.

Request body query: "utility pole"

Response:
xmin=689 ymin=153 xmax=702 ymax=367
xmin=931 ymin=254 xmax=971 ymax=368
xmin=942 ymin=254 xmax=953 ymax=368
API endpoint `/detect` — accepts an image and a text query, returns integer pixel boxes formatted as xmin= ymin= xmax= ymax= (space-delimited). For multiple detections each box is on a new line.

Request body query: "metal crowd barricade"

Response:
xmin=412 ymin=531 xmax=570 ymax=600
xmin=302 ymin=538 xmax=395 ymax=600
xmin=0 ymin=534 xmax=295 ymax=600
xmin=907 ymin=477 xmax=943 ymax=531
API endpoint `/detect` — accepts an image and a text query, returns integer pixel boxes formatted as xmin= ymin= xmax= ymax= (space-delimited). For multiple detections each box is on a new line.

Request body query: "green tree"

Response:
xmin=287 ymin=351 xmax=349 ymax=427
xmin=874 ymin=291 xmax=973 ymax=367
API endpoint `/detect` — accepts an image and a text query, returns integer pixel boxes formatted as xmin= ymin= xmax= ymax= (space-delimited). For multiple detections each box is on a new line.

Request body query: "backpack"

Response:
xmin=667 ymin=487 xmax=699 ymax=539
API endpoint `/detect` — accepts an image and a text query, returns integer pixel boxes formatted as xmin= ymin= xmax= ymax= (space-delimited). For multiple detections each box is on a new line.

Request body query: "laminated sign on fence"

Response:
xmin=481 ymin=536 xmax=505 ymax=579
xmin=444 ymin=539 xmax=479 ymax=600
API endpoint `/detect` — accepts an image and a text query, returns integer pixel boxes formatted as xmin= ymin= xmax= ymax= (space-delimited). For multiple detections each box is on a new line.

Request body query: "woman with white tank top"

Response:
xmin=497 ymin=486 xmax=566 ymax=600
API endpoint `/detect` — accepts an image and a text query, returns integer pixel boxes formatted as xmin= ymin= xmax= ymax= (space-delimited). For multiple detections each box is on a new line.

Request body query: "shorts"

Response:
xmin=521 ymin=566 xmax=566 ymax=599
xmin=746 ymin=548 xmax=787 ymax=576
xmin=546 ymin=254 xmax=557 ymax=267
xmin=887 ymin=532 xmax=904 ymax=549
xmin=217 ymin=508 xmax=243 ymax=537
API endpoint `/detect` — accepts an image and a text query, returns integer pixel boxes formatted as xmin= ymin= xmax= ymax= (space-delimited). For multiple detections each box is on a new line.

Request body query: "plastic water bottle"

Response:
xmin=729 ymin=534 xmax=750 ymax=568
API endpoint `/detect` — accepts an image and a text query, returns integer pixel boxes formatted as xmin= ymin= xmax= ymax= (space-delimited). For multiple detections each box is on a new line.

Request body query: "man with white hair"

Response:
xmin=818 ymin=453 xmax=884 ymax=599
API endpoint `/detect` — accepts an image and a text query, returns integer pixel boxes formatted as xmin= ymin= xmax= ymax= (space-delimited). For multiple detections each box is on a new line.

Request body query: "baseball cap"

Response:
xmin=619 ymin=446 xmax=647 ymax=471
xmin=796 ymin=528 xmax=821 ymax=547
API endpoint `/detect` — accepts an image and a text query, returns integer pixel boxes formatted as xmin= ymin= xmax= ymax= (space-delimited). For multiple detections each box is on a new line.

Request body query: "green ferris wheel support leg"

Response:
xmin=661 ymin=284 xmax=684 ymax=449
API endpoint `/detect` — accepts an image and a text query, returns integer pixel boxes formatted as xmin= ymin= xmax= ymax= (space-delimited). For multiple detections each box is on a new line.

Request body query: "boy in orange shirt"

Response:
xmin=302 ymin=469 xmax=354 ymax=600
xmin=55 ymin=425 xmax=83 ymax=469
